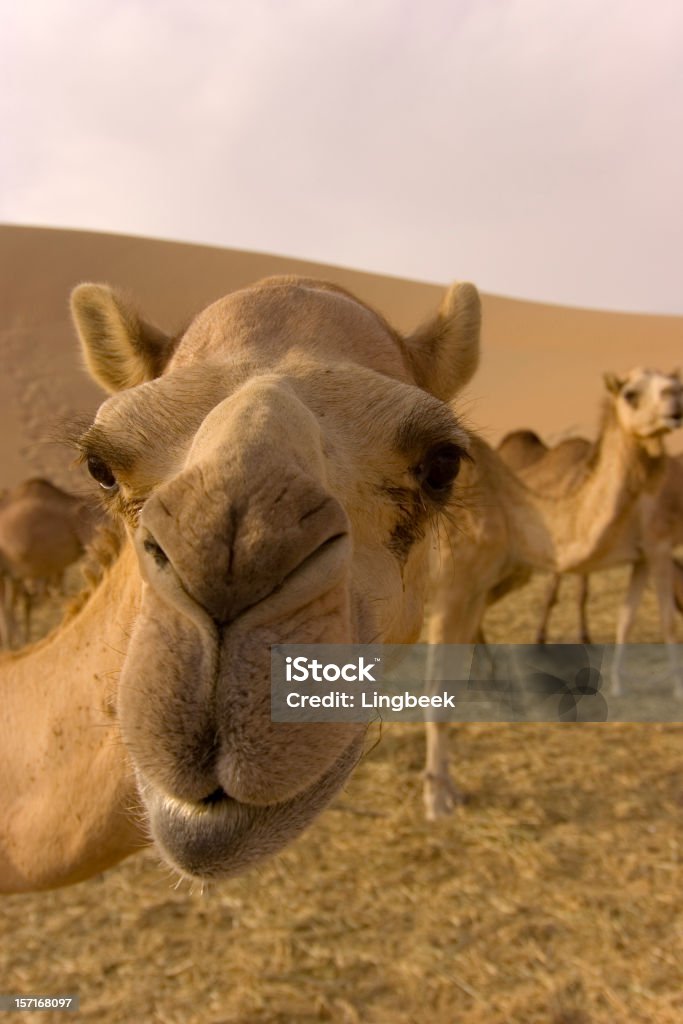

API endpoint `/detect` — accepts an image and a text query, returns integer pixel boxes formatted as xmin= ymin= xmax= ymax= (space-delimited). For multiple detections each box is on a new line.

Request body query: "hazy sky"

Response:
xmin=3 ymin=0 xmax=683 ymax=313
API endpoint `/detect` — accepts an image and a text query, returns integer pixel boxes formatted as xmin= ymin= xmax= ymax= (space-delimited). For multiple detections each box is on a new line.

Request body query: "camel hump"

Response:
xmin=0 ymin=478 xmax=101 ymax=582
xmin=13 ymin=478 xmax=70 ymax=500
xmin=497 ymin=429 xmax=548 ymax=471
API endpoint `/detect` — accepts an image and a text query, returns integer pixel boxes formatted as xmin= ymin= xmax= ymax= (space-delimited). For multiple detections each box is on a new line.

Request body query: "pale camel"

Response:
xmin=497 ymin=431 xmax=593 ymax=644
xmin=425 ymin=368 xmax=683 ymax=818
xmin=599 ymin=452 xmax=683 ymax=694
xmin=0 ymin=479 xmax=101 ymax=648
xmin=503 ymin=434 xmax=683 ymax=691
xmin=0 ymin=274 xmax=481 ymax=892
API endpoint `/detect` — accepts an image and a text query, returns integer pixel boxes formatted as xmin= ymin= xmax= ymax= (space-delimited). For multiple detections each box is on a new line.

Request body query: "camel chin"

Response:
xmin=143 ymin=737 xmax=364 ymax=881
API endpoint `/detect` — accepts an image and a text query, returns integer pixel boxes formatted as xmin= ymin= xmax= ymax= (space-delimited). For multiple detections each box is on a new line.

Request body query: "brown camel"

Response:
xmin=0 ymin=274 xmax=481 ymax=892
xmin=0 ymin=479 xmax=101 ymax=647
xmin=425 ymin=368 xmax=683 ymax=818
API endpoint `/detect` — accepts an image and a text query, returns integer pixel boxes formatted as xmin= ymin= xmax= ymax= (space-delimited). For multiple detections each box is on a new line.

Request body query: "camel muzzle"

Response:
xmin=124 ymin=514 xmax=358 ymax=809
xmin=136 ymin=477 xmax=350 ymax=627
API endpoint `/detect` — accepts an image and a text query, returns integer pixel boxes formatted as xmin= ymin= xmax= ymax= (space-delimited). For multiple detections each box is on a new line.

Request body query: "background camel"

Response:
xmin=497 ymin=430 xmax=593 ymax=643
xmin=0 ymin=274 xmax=481 ymax=892
xmin=425 ymin=368 xmax=683 ymax=818
xmin=0 ymin=478 xmax=101 ymax=648
xmin=608 ymin=452 xmax=683 ymax=693
xmin=500 ymin=431 xmax=683 ymax=692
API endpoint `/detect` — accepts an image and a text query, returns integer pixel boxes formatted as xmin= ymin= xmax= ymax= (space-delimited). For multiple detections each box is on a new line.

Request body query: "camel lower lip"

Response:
xmin=142 ymin=734 xmax=364 ymax=880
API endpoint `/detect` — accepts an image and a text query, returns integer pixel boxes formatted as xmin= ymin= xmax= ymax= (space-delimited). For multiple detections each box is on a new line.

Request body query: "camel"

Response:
xmin=425 ymin=368 xmax=683 ymax=819
xmin=497 ymin=431 xmax=593 ymax=644
xmin=501 ymin=434 xmax=683 ymax=691
xmin=608 ymin=453 xmax=683 ymax=692
xmin=0 ymin=478 xmax=102 ymax=647
xmin=0 ymin=274 xmax=481 ymax=892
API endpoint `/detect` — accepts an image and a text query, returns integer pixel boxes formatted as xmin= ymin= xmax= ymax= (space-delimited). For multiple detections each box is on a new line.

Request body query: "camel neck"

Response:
xmin=0 ymin=545 xmax=146 ymax=892
xmin=590 ymin=402 xmax=665 ymax=488
xmin=550 ymin=405 xmax=665 ymax=571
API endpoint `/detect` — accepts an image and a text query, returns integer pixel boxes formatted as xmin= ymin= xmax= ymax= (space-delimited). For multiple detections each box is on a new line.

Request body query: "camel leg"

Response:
xmin=577 ymin=574 xmax=591 ymax=644
xmin=0 ymin=575 xmax=14 ymax=649
xmin=15 ymin=582 xmax=34 ymax=648
xmin=424 ymin=723 xmax=462 ymax=820
xmin=24 ymin=588 xmax=33 ymax=647
xmin=424 ymin=664 xmax=465 ymax=820
xmin=424 ymin=593 xmax=489 ymax=820
xmin=611 ymin=559 xmax=649 ymax=697
xmin=7 ymin=577 xmax=23 ymax=649
xmin=536 ymin=574 xmax=561 ymax=644
xmin=649 ymin=553 xmax=682 ymax=698
xmin=673 ymin=559 xmax=683 ymax=615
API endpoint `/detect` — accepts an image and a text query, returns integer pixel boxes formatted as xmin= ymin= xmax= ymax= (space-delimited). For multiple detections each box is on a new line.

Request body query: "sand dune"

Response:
xmin=1 ymin=223 xmax=682 ymax=489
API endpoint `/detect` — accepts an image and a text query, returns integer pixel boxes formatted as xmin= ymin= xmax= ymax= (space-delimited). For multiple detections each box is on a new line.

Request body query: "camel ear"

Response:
xmin=604 ymin=372 xmax=624 ymax=395
xmin=403 ymin=282 xmax=481 ymax=401
xmin=70 ymin=284 xmax=175 ymax=393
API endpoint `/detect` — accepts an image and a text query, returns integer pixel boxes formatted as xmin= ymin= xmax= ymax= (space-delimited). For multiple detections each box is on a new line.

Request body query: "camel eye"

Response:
xmin=416 ymin=442 xmax=464 ymax=499
xmin=87 ymin=454 xmax=118 ymax=491
xmin=622 ymin=389 xmax=640 ymax=407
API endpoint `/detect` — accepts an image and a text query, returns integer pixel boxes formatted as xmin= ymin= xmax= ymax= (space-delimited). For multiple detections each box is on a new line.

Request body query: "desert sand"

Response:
xmin=2 ymin=223 xmax=682 ymax=492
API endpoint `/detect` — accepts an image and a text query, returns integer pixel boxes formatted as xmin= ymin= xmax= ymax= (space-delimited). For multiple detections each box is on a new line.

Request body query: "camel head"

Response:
xmin=604 ymin=367 xmax=683 ymax=439
xmin=70 ymin=275 xmax=480 ymax=880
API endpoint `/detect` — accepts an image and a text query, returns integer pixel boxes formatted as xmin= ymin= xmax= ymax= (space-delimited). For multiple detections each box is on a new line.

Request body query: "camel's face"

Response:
xmin=72 ymin=277 xmax=480 ymax=879
xmin=606 ymin=368 xmax=683 ymax=438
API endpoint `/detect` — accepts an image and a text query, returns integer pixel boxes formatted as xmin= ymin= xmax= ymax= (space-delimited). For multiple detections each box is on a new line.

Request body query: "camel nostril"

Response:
xmin=143 ymin=536 xmax=169 ymax=569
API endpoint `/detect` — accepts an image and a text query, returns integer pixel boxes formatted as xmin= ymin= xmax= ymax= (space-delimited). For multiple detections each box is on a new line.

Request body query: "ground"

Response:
xmin=1 ymin=569 xmax=681 ymax=1023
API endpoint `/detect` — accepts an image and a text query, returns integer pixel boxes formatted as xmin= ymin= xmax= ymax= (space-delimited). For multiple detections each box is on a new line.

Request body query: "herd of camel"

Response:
xmin=1 ymin=274 xmax=682 ymax=893
xmin=498 ymin=424 xmax=683 ymax=649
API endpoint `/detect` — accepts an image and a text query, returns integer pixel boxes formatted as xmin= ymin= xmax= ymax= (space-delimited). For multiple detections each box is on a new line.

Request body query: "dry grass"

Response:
xmin=1 ymin=569 xmax=682 ymax=1023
